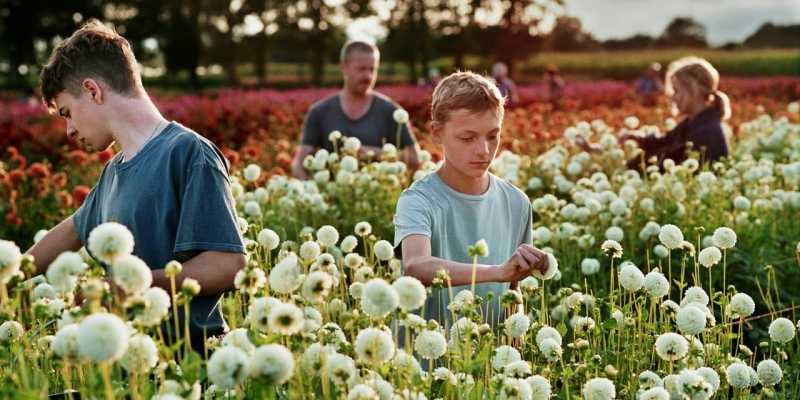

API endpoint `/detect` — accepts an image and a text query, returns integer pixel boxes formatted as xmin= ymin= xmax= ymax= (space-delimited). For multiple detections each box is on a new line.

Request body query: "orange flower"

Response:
xmin=58 ymin=190 xmax=73 ymax=208
xmin=8 ymin=169 xmax=25 ymax=188
xmin=276 ymin=151 xmax=292 ymax=170
xmin=5 ymin=210 xmax=21 ymax=227
xmin=68 ymin=150 xmax=90 ymax=167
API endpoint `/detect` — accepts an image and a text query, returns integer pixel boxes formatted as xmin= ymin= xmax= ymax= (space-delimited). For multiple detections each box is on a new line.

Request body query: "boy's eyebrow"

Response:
xmin=461 ymin=128 xmax=500 ymax=135
xmin=58 ymin=107 xmax=66 ymax=117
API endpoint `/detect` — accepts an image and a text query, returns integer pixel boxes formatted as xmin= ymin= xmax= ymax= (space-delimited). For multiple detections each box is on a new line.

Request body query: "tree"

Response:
xmin=545 ymin=16 xmax=598 ymax=51
xmin=659 ymin=17 xmax=707 ymax=48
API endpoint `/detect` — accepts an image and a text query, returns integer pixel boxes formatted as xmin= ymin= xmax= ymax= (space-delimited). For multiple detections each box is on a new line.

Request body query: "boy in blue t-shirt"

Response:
xmin=27 ymin=20 xmax=246 ymax=348
xmin=394 ymin=71 xmax=548 ymax=327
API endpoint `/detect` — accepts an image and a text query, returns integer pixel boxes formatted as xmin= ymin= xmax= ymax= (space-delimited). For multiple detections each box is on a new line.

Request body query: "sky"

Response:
xmin=345 ymin=0 xmax=800 ymax=46
xmin=565 ymin=0 xmax=800 ymax=46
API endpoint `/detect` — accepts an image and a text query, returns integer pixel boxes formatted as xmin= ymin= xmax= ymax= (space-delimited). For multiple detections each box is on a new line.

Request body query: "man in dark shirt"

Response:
xmin=291 ymin=41 xmax=420 ymax=179
xmin=27 ymin=20 xmax=245 ymax=348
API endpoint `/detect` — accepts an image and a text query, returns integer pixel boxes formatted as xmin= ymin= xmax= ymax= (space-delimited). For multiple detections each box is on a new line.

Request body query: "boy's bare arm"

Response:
xmin=151 ymin=250 xmax=246 ymax=297
xmin=26 ymin=217 xmax=83 ymax=276
xmin=401 ymin=234 xmax=546 ymax=287
xmin=291 ymin=144 xmax=316 ymax=180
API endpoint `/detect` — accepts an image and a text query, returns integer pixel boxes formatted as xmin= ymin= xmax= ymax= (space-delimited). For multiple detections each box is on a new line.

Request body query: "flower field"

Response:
xmin=0 ymin=78 xmax=799 ymax=399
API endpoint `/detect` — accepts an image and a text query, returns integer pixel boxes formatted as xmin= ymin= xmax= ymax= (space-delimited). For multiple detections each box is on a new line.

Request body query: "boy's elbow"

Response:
xmin=403 ymin=259 xmax=431 ymax=286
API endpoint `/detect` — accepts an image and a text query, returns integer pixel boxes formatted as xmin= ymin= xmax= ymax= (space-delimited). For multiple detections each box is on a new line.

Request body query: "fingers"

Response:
xmin=519 ymin=244 xmax=550 ymax=274
xmin=516 ymin=247 xmax=541 ymax=272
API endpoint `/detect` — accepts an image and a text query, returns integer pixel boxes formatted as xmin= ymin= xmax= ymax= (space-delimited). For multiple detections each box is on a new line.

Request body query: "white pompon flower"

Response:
xmin=393 ymin=108 xmax=409 ymax=124
xmin=697 ymin=366 xmax=720 ymax=393
xmin=655 ymin=332 xmax=688 ymax=361
xmin=257 ymin=229 xmax=280 ymax=250
xmin=653 ymin=244 xmax=669 ymax=258
xmin=601 ymin=240 xmax=623 ymax=258
xmin=348 ymin=384 xmax=378 ymax=400
xmin=222 ymin=328 xmax=255 ymax=355
xmin=243 ymin=164 xmax=262 ymax=182
xmin=658 ymin=224 xmax=684 ymax=250
xmin=535 ymin=326 xmax=563 ymax=348
xmin=712 ymin=227 xmax=736 ymax=249
xmin=618 ymin=262 xmax=644 ymax=291
xmin=46 ymin=251 xmax=87 ymax=294
xmin=504 ymin=312 xmax=531 ymax=338
xmin=492 ymin=345 xmax=522 ymax=371
xmin=728 ymin=293 xmax=755 ymax=318
xmin=77 ymin=313 xmax=130 ymax=363
xmin=526 ymin=375 xmax=551 ymax=400
xmin=120 ymin=334 xmax=159 ymax=374
xmin=698 ymin=246 xmax=722 ymax=268
xmin=268 ymin=302 xmax=304 ymax=336
xmin=531 ymin=252 xmax=559 ymax=280
xmin=53 ymin=324 xmax=80 ymax=360
xmin=582 ymin=377 xmax=616 ymax=400
xmin=0 ymin=239 xmax=22 ymax=283
xmin=682 ymin=287 xmax=709 ymax=306
xmin=361 ymin=278 xmax=399 ymax=318
xmin=112 ymin=254 xmax=152 ymax=295
xmin=499 ymin=378 xmax=533 ymax=400
xmin=340 ymin=235 xmax=358 ymax=253
xmin=643 ymin=269 xmax=669 ymax=298
xmin=725 ymin=363 xmax=752 ymax=389
xmin=539 ymin=338 xmax=563 ymax=362
xmin=301 ymin=271 xmax=333 ymax=304
xmin=327 ymin=353 xmax=356 ymax=385
xmin=624 ymin=116 xmax=639 ymax=129
xmin=756 ymin=359 xmax=782 ymax=386
xmin=299 ymin=241 xmax=321 ymax=262
xmin=638 ymin=387 xmax=669 ymax=400
xmin=355 ymin=327 xmax=395 ymax=365
xmin=249 ymin=344 xmax=295 ymax=385
xmin=0 ymin=320 xmax=24 ymax=343
xmin=136 ymin=287 xmax=171 ymax=327
xmin=354 ymin=221 xmax=372 ymax=237
xmin=768 ymin=317 xmax=796 ymax=344
xmin=87 ymin=222 xmax=135 ymax=264
xmin=269 ymin=254 xmax=302 ymax=294
xmin=316 ymin=225 xmax=339 ymax=248
xmin=207 ymin=346 xmax=249 ymax=390
xmin=373 ymin=240 xmax=394 ymax=261
xmin=414 ymin=329 xmax=447 ymax=360
xmin=581 ymin=258 xmax=600 ymax=275
xmin=392 ymin=276 xmax=426 ymax=311
xmin=676 ymin=305 xmax=707 ymax=335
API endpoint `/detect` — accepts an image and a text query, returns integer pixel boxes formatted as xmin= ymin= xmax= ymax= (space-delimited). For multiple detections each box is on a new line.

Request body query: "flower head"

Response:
xmin=87 ymin=222 xmax=135 ymax=264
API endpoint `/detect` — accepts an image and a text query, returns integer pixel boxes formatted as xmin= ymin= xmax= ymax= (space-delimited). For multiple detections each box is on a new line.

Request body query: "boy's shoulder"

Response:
xmin=307 ymin=93 xmax=339 ymax=114
xmin=490 ymin=174 xmax=530 ymax=205
xmin=162 ymin=123 xmax=230 ymax=172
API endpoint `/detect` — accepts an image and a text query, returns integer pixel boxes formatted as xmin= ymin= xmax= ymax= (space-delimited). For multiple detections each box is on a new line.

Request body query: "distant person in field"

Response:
xmin=492 ymin=62 xmax=520 ymax=105
xmin=543 ymin=64 xmax=565 ymax=109
xmin=27 ymin=20 xmax=245 ymax=352
xmin=624 ymin=56 xmax=730 ymax=170
xmin=635 ymin=62 xmax=664 ymax=106
xmin=291 ymin=40 xmax=420 ymax=180
xmin=577 ymin=57 xmax=730 ymax=171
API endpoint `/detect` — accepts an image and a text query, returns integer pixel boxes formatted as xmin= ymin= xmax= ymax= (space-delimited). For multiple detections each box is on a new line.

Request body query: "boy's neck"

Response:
xmin=109 ymin=95 xmax=167 ymax=161
xmin=436 ymin=162 xmax=490 ymax=196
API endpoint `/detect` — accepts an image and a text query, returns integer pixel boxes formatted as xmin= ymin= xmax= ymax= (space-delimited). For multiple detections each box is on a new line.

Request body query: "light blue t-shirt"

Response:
xmin=393 ymin=171 xmax=532 ymax=328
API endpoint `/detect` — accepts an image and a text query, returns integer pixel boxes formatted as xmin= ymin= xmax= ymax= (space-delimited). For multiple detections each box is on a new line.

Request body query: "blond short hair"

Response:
xmin=431 ymin=71 xmax=505 ymax=126
xmin=339 ymin=40 xmax=379 ymax=63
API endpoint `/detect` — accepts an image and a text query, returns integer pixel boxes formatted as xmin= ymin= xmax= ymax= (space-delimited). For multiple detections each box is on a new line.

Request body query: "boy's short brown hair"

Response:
xmin=431 ymin=71 xmax=505 ymax=127
xmin=40 ymin=19 xmax=141 ymax=109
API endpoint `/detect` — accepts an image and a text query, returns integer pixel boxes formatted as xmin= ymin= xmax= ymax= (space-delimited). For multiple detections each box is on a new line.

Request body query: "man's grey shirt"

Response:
xmin=301 ymin=92 xmax=416 ymax=151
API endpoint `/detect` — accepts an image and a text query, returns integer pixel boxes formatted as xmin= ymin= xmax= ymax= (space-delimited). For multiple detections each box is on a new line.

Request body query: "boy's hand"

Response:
xmin=498 ymin=244 xmax=548 ymax=282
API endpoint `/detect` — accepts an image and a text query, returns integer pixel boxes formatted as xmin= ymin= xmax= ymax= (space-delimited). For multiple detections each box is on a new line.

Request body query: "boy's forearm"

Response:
xmin=151 ymin=251 xmax=244 ymax=297
xmin=405 ymin=255 xmax=505 ymax=287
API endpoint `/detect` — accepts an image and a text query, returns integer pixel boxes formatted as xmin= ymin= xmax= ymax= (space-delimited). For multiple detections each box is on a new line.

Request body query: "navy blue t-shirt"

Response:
xmin=73 ymin=121 xmax=244 ymax=335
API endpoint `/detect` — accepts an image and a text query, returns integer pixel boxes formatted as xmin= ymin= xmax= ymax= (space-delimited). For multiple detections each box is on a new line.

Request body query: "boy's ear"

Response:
xmin=81 ymin=78 xmax=104 ymax=104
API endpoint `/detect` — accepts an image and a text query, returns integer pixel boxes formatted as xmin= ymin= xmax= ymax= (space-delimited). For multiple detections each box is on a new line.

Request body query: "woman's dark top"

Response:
xmin=627 ymin=107 xmax=729 ymax=170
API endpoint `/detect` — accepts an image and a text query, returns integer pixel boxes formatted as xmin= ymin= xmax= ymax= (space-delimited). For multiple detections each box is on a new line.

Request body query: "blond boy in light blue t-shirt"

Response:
xmin=393 ymin=72 xmax=548 ymax=328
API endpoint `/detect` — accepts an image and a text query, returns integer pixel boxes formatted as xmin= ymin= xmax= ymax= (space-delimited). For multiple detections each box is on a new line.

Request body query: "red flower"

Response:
xmin=72 ymin=185 xmax=91 ymax=205
xmin=8 ymin=169 xmax=25 ymax=188
xmin=28 ymin=163 xmax=51 ymax=180
xmin=68 ymin=150 xmax=90 ymax=167
xmin=97 ymin=149 xmax=115 ymax=164
xmin=5 ymin=211 xmax=21 ymax=227
xmin=58 ymin=190 xmax=73 ymax=208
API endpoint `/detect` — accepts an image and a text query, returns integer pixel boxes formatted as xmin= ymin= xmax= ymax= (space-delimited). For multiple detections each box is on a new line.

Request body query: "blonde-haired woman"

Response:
xmin=625 ymin=56 xmax=730 ymax=170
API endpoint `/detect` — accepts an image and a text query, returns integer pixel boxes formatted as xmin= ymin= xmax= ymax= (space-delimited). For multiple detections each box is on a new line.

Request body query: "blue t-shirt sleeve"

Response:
xmin=393 ymin=190 xmax=432 ymax=248
xmin=173 ymin=162 xmax=244 ymax=255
